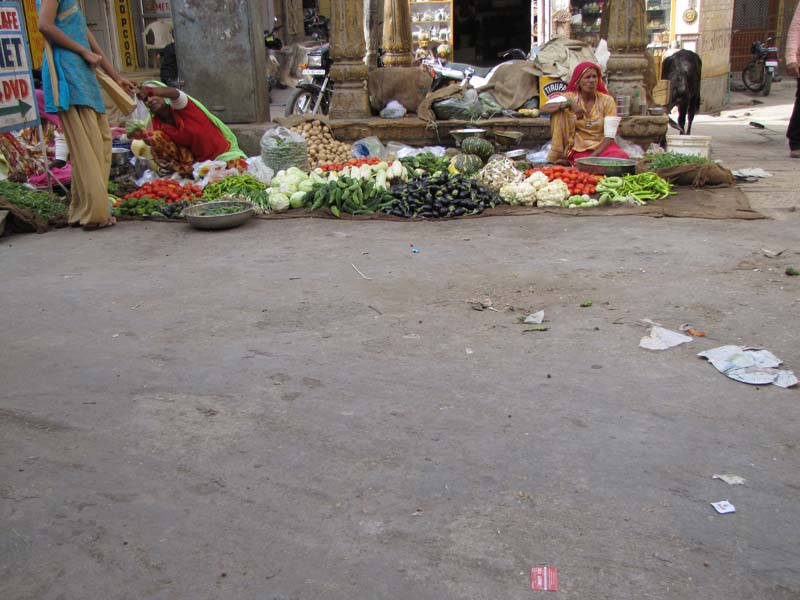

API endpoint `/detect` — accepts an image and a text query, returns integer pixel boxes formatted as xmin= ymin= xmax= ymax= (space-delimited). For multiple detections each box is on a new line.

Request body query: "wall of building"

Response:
xmin=695 ymin=0 xmax=734 ymax=111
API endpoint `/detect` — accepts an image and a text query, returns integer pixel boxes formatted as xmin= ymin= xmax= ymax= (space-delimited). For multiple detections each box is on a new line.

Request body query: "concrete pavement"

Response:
xmin=2 ymin=79 xmax=800 ymax=600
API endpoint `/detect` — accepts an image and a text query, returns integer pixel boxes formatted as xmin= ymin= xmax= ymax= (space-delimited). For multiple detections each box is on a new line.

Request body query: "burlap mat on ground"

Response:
xmin=253 ymin=186 xmax=763 ymax=221
xmin=0 ymin=197 xmax=67 ymax=233
xmin=636 ymin=162 xmax=736 ymax=187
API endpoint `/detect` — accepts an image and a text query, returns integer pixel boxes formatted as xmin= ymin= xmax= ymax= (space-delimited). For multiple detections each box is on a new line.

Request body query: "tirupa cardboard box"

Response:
xmin=539 ymin=76 xmax=568 ymax=107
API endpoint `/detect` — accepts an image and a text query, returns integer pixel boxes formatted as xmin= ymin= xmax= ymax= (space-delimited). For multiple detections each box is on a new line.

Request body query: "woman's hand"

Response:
xmin=82 ymin=49 xmax=103 ymax=68
xmin=116 ymin=77 xmax=137 ymax=95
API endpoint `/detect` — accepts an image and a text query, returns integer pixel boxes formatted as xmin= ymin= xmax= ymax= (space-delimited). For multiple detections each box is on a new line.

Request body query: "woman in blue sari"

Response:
xmin=38 ymin=0 xmax=135 ymax=230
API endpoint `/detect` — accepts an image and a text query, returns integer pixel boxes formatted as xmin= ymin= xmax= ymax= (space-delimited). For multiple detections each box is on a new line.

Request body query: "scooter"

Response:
xmin=285 ymin=44 xmax=333 ymax=116
xmin=425 ymin=48 xmax=530 ymax=91
xmin=742 ymin=36 xmax=780 ymax=96
xmin=264 ymin=18 xmax=283 ymax=50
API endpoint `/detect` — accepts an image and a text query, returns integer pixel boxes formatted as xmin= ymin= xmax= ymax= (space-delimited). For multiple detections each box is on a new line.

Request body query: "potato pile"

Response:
xmin=290 ymin=120 xmax=353 ymax=169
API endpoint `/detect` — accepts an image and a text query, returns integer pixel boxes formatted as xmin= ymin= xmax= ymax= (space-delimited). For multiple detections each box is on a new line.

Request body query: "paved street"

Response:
xmin=1 ymin=82 xmax=799 ymax=599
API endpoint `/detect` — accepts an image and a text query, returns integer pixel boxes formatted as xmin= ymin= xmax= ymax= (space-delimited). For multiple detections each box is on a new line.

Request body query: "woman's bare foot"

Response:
xmin=82 ymin=217 xmax=116 ymax=231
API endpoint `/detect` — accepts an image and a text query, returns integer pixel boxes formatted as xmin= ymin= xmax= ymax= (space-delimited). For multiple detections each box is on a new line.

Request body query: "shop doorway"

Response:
xmin=730 ymin=0 xmax=780 ymax=72
xmin=453 ymin=0 xmax=530 ymax=66
xmin=81 ymin=0 xmax=116 ymax=64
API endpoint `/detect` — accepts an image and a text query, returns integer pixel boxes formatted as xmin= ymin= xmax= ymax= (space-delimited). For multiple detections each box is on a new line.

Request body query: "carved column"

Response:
xmin=364 ymin=0 xmax=384 ymax=69
xmin=282 ymin=0 xmax=305 ymax=44
xmin=381 ymin=0 xmax=412 ymax=67
xmin=329 ymin=0 xmax=371 ymax=118
xmin=603 ymin=0 xmax=649 ymax=114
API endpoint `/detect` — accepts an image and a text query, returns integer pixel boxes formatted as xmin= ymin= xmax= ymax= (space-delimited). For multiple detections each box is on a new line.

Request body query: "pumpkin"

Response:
xmin=460 ymin=137 xmax=494 ymax=161
xmin=450 ymin=153 xmax=484 ymax=175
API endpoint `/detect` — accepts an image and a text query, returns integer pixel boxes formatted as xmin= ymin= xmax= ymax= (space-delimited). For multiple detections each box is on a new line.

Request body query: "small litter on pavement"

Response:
xmin=524 ymin=310 xmax=545 ymax=324
xmin=698 ymin=345 xmax=798 ymax=388
xmin=531 ymin=566 xmax=558 ymax=591
xmin=760 ymin=248 xmax=785 ymax=258
xmin=580 ymin=300 xmax=593 ymax=307
xmin=639 ymin=326 xmax=693 ymax=350
xmin=713 ymin=474 xmax=746 ymax=485
xmin=731 ymin=167 xmax=772 ymax=179
xmin=679 ymin=323 xmax=707 ymax=337
xmin=711 ymin=500 xmax=736 ymax=514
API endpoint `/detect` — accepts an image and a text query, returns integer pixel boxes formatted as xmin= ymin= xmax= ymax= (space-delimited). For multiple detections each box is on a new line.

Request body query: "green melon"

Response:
xmin=450 ymin=153 xmax=484 ymax=174
xmin=460 ymin=137 xmax=494 ymax=161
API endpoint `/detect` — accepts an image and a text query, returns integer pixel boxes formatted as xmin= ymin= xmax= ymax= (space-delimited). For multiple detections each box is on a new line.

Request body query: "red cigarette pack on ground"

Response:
xmin=531 ymin=566 xmax=558 ymax=591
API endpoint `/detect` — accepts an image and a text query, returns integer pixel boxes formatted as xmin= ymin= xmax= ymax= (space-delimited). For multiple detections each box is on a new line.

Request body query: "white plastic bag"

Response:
xmin=352 ymin=136 xmax=386 ymax=159
xmin=526 ymin=142 xmax=552 ymax=164
xmin=246 ymin=156 xmax=274 ymax=184
xmin=615 ymin=136 xmax=645 ymax=159
xmin=379 ymin=100 xmax=407 ymax=119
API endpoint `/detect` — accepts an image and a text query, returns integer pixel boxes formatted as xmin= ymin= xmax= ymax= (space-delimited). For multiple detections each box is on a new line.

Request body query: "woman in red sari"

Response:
xmin=540 ymin=62 xmax=630 ymax=164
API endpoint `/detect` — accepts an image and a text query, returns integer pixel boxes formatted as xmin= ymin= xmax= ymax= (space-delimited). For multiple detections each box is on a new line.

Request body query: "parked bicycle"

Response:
xmin=742 ymin=36 xmax=780 ymax=96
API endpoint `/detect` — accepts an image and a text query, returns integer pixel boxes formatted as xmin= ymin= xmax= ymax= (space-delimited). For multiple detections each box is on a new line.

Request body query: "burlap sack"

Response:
xmin=479 ymin=61 xmax=539 ymax=110
xmin=637 ymin=162 xmax=735 ymax=187
xmin=368 ymin=67 xmax=434 ymax=114
xmin=417 ymin=85 xmax=467 ymax=122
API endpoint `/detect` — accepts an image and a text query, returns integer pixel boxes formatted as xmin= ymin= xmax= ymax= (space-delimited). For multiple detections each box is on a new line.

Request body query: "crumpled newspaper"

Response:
xmin=731 ymin=168 xmax=772 ymax=179
xmin=698 ymin=345 xmax=798 ymax=388
xmin=639 ymin=326 xmax=693 ymax=351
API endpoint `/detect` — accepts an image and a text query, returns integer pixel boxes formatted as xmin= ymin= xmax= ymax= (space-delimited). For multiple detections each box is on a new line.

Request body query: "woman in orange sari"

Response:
xmin=541 ymin=62 xmax=630 ymax=164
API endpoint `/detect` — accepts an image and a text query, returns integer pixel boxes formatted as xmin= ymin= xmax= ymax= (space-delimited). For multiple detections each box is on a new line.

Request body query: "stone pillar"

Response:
xmin=329 ymin=0 xmax=371 ymax=118
xmin=282 ymin=0 xmax=305 ymax=44
xmin=603 ymin=0 xmax=649 ymax=114
xmin=381 ymin=0 xmax=412 ymax=67
xmin=364 ymin=0 xmax=384 ymax=69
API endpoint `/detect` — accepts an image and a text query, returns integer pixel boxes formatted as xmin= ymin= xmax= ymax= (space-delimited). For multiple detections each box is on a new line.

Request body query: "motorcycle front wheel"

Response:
xmin=742 ymin=62 xmax=764 ymax=92
xmin=762 ymin=70 xmax=773 ymax=96
xmin=285 ymin=89 xmax=319 ymax=117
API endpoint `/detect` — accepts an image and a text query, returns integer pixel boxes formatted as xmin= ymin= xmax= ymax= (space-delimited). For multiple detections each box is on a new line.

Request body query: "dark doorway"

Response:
xmin=454 ymin=0 xmax=531 ymax=66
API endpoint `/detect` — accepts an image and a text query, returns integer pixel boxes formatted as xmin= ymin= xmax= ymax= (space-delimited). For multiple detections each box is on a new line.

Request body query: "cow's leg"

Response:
xmin=686 ymin=99 xmax=698 ymax=135
xmin=677 ymin=104 xmax=688 ymax=135
xmin=666 ymin=101 xmax=685 ymax=134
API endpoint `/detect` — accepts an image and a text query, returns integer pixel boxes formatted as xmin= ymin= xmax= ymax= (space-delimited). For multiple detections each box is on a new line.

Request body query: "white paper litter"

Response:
xmin=713 ymin=474 xmax=747 ymax=485
xmin=698 ymin=346 xmax=798 ymax=388
xmin=639 ymin=326 xmax=693 ymax=350
xmin=732 ymin=168 xmax=772 ymax=178
xmin=524 ymin=310 xmax=545 ymax=325
xmin=711 ymin=500 xmax=736 ymax=514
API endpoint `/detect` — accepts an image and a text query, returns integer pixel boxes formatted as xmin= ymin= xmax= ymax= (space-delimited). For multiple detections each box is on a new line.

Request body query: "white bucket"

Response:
xmin=666 ymin=135 xmax=712 ymax=159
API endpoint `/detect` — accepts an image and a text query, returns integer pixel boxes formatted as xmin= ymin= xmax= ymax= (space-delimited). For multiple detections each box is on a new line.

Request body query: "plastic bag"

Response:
xmin=526 ymin=142 xmax=552 ymax=164
xmin=478 ymin=92 xmax=504 ymax=119
xmin=615 ymin=136 xmax=645 ymax=159
xmin=260 ymin=125 xmax=307 ymax=172
xmin=353 ymin=136 xmax=386 ymax=159
xmin=129 ymin=99 xmax=151 ymax=125
xmin=246 ymin=156 xmax=274 ymax=184
xmin=192 ymin=160 xmax=236 ymax=187
xmin=432 ymin=88 xmax=483 ymax=121
xmin=379 ymin=100 xmax=407 ymax=119
xmin=393 ymin=144 xmax=446 ymax=158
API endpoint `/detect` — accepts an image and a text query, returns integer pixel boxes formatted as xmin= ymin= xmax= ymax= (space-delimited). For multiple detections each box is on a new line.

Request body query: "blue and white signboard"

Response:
xmin=0 ymin=1 xmax=38 ymax=133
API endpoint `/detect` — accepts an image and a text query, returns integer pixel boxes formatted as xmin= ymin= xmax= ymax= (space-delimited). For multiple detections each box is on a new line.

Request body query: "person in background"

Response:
xmin=158 ymin=31 xmax=179 ymax=87
xmin=37 ymin=0 xmax=136 ymax=230
xmin=133 ymin=82 xmax=245 ymax=176
xmin=540 ymin=61 xmax=630 ymax=165
xmin=786 ymin=0 xmax=800 ymax=158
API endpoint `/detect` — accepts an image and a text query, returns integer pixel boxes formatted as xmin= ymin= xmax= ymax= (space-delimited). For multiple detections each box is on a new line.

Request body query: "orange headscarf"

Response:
xmin=566 ymin=62 xmax=609 ymax=94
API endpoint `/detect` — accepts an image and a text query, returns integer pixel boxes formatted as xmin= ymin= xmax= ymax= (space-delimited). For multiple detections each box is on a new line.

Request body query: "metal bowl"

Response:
xmin=111 ymin=147 xmax=130 ymax=167
xmin=494 ymin=130 xmax=523 ymax=146
xmin=182 ymin=200 xmax=255 ymax=231
xmin=575 ymin=157 xmax=638 ymax=176
xmin=505 ymin=149 xmax=527 ymax=159
xmin=450 ymin=128 xmax=487 ymax=146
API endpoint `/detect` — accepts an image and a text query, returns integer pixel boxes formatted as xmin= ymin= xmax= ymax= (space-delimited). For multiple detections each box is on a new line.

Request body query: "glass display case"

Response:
xmin=567 ymin=0 xmax=604 ymax=46
xmin=646 ymin=0 xmax=672 ymax=51
xmin=409 ymin=0 xmax=454 ymax=62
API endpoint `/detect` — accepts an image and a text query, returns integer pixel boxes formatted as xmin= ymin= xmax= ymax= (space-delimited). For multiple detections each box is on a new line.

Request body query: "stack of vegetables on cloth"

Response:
xmin=127 ymin=82 xmax=246 ymax=177
xmin=540 ymin=62 xmax=630 ymax=165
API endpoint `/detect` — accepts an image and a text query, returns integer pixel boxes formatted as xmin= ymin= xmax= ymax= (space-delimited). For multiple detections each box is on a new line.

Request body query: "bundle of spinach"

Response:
xmin=645 ymin=152 xmax=710 ymax=170
xmin=0 ymin=181 xmax=67 ymax=221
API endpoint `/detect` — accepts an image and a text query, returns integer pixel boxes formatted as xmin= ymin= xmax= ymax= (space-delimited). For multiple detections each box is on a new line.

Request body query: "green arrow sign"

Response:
xmin=0 ymin=99 xmax=33 ymax=118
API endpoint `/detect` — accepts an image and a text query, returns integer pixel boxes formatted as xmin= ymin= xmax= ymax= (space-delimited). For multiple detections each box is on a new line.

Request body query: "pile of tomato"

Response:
xmin=121 ymin=179 xmax=204 ymax=204
xmin=525 ymin=166 xmax=603 ymax=196
xmin=319 ymin=157 xmax=382 ymax=172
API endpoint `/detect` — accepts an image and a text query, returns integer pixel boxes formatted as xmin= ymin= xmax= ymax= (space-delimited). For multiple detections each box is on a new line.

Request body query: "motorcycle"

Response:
xmin=425 ymin=48 xmax=530 ymax=91
xmin=742 ymin=36 xmax=780 ymax=96
xmin=285 ymin=44 xmax=333 ymax=116
xmin=304 ymin=8 xmax=329 ymax=41
xmin=264 ymin=17 xmax=283 ymax=50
